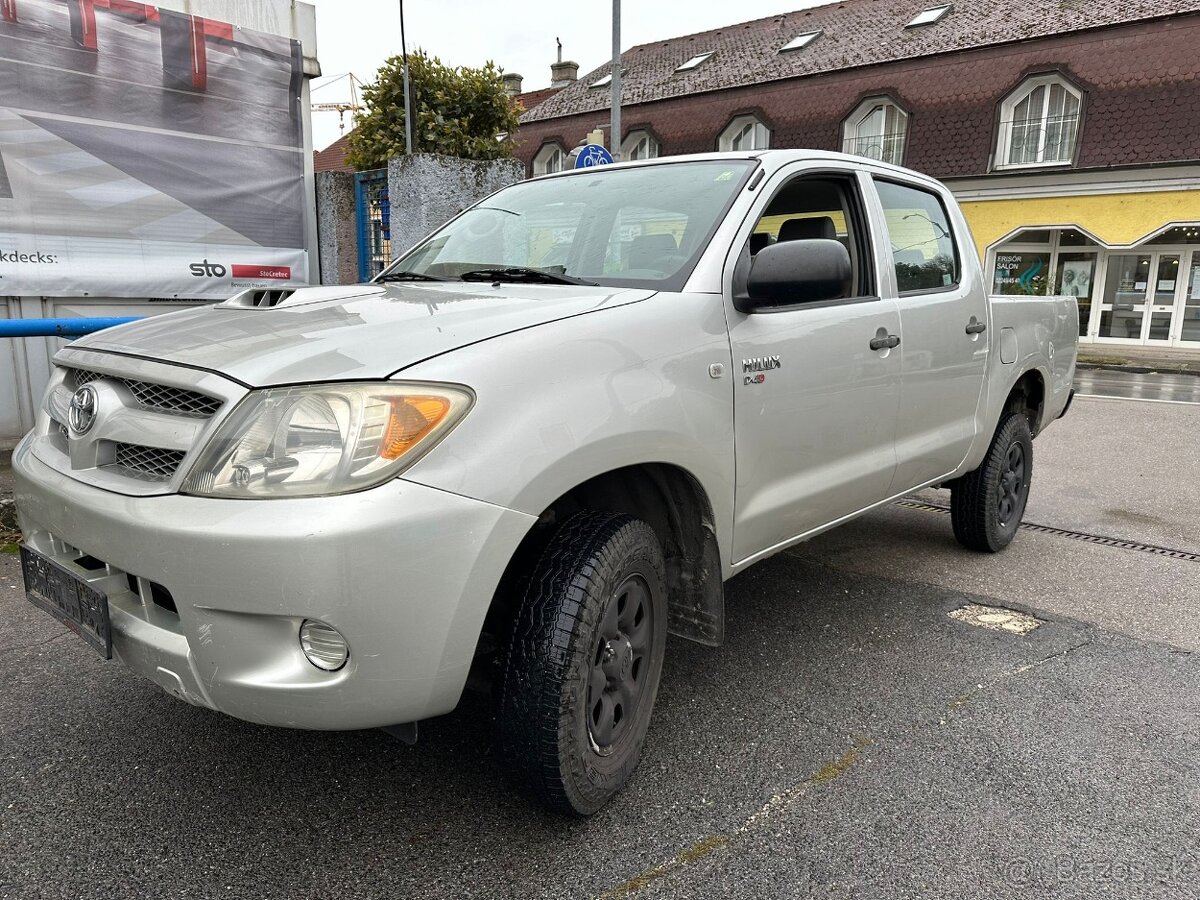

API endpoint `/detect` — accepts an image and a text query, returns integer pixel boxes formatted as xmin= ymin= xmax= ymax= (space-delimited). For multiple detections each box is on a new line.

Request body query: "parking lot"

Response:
xmin=1 ymin=374 xmax=1197 ymax=900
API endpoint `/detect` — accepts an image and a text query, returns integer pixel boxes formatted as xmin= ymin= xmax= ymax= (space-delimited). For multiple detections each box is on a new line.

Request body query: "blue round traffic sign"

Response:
xmin=574 ymin=144 xmax=614 ymax=169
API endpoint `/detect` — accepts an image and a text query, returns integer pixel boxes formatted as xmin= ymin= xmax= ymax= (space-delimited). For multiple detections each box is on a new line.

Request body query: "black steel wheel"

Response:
xmin=496 ymin=511 xmax=667 ymax=815
xmin=951 ymin=412 xmax=1034 ymax=553
xmin=586 ymin=573 xmax=655 ymax=755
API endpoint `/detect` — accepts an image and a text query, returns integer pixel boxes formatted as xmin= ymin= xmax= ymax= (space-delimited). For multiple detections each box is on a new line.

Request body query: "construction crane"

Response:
xmin=312 ymin=73 xmax=365 ymax=134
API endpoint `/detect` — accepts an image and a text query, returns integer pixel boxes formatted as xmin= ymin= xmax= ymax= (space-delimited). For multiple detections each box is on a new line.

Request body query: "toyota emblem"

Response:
xmin=68 ymin=385 xmax=98 ymax=435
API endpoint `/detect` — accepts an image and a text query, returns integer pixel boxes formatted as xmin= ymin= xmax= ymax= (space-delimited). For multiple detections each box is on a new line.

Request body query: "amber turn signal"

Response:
xmin=380 ymin=396 xmax=452 ymax=460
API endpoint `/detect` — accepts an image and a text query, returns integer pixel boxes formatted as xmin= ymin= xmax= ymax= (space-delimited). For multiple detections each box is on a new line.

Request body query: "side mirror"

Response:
xmin=739 ymin=238 xmax=852 ymax=312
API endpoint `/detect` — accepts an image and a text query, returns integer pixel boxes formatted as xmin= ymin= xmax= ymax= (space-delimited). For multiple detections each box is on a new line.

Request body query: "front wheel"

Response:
xmin=496 ymin=512 xmax=668 ymax=815
xmin=950 ymin=412 xmax=1033 ymax=553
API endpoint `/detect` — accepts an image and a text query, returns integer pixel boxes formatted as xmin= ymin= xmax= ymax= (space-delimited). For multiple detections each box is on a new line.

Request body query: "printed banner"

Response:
xmin=0 ymin=0 xmax=310 ymax=299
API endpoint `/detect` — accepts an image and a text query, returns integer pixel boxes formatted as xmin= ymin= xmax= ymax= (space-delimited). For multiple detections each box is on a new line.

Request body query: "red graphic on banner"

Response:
xmin=232 ymin=265 xmax=291 ymax=280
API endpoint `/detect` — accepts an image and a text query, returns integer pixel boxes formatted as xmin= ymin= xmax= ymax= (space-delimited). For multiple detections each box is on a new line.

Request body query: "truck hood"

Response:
xmin=74 ymin=282 xmax=655 ymax=385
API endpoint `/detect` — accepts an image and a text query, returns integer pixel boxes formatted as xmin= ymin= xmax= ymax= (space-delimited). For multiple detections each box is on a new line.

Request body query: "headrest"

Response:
xmin=777 ymin=216 xmax=837 ymax=242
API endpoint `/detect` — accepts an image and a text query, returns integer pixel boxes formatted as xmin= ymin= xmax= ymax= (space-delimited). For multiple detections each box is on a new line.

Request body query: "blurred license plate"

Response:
xmin=20 ymin=546 xmax=112 ymax=659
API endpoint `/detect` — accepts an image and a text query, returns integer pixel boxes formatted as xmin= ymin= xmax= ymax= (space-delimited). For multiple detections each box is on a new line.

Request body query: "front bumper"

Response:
xmin=13 ymin=440 xmax=535 ymax=730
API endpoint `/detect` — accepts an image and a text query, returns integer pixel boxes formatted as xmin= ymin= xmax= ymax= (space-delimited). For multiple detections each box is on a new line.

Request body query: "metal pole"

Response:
xmin=400 ymin=0 xmax=413 ymax=154
xmin=0 ymin=317 xmax=142 ymax=338
xmin=610 ymin=0 xmax=621 ymax=160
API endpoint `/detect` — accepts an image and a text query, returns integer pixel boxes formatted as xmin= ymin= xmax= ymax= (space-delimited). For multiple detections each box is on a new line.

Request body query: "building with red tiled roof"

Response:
xmin=515 ymin=0 xmax=1200 ymax=352
xmin=314 ymin=132 xmax=353 ymax=174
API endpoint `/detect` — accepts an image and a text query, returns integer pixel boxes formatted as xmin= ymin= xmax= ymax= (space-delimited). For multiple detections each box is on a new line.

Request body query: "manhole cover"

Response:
xmin=949 ymin=604 xmax=1042 ymax=634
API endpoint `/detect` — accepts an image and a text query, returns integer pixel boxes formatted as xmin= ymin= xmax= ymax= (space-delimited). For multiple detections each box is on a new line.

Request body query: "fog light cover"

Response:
xmin=299 ymin=619 xmax=349 ymax=671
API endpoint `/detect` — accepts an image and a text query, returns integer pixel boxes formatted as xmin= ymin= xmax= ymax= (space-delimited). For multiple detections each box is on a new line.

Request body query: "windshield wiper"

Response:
xmin=376 ymin=270 xmax=451 ymax=283
xmin=458 ymin=267 xmax=598 ymax=286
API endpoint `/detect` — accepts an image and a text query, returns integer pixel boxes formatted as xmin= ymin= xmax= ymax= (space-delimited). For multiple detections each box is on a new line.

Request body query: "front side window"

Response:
xmin=998 ymin=76 xmax=1082 ymax=168
xmin=385 ymin=160 xmax=755 ymax=291
xmin=875 ymin=179 xmax=960 ymax=293
xmin=621 ymin=131 xmax=660 ymax=161
xmin=842 ymin=98 xmax=909 ymax=166
xmin=748 ymin=174 xmax=874 ymax=299
xmin=533 ymin=142 xmax=567 ymax=176
xmin=719 ymin=116 xmax=770 ymax=152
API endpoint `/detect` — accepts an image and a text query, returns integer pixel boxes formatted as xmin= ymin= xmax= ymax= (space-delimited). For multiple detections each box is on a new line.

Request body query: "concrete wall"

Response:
xmin=387 ymin=154 xmax=525 ymax=259
xmin=315 ymin=171 xmax=359 ymax=285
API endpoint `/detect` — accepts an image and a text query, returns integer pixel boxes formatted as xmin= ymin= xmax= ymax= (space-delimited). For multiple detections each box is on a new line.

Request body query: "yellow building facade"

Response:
xmin=951 ymin=169 xmax=1200 ymax=348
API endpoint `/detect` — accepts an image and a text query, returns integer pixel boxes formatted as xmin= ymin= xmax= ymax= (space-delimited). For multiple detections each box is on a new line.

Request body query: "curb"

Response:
xmin=1076 ymin=362 xmax=1200 ymax=377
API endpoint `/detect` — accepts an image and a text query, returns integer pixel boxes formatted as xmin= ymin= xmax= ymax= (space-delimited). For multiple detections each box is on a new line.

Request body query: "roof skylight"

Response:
xmin=780 ymin=30 xmax=822 ymax=52
xmin=674 ymin=52 xmax=714 ymax=73
xmin=906 ymin=4 xmax=952 ymax=27
xmin=590 ymin=73 xmax=612 ymax=88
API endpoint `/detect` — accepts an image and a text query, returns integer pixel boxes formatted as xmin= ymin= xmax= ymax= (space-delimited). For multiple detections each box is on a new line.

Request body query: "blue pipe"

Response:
xmin=0 ymin=317 xmax=143 ymax=338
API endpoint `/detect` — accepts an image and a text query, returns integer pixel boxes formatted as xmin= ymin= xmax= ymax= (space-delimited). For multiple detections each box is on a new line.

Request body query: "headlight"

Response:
xmin=182 ymin=381 xmax=472 ymax=498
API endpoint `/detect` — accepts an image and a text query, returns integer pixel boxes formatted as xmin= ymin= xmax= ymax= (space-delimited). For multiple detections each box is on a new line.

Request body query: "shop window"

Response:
xmin=532 ymin=142 xmax=567 ymax=176
xmin=875 ymin=179 xmax=959 ymax=293
xmin=996 ymin=75 xmax=1082 ymax=168
xmin=1147 ymin=225 xmax=1200 ymax=245
xmin=1055 ymin=254 xmax=1096 ymax=336
xmin=842 ymin=98 xmax=908 ymax=166
xmin=621 ymin=131 xmax=659 ymax=161
xmin=1059 ymin=229 xmax=1099 ymax=247
xmin=719 ymin=115 xmax=770 ymax=152
xmin=990 ymin=228 xmax=1099 ymax=337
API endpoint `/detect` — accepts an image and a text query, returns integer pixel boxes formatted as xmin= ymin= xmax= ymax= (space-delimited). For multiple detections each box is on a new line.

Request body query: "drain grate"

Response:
xmin=895 ymin=499 xmax=1200 ymax=562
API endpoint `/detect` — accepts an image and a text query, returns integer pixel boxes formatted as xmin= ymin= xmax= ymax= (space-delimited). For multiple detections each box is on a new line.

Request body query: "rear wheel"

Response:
xmin=496 ymin=511 xmax=667 ymax=815
xmin=950 ymin=412 xmax=1033 ymax=553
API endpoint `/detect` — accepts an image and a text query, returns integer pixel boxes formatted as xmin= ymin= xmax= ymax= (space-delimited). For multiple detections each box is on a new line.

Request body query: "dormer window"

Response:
xmin=842 ymin=97 xmax=908 ymax=165
xmin=906 ymin=4 xmax=952 ymax=27
xmin=621 ymin=130 xmax=660 ymax=160
xmin=532 ymin=142 xmax=567 ymax=176
xmin=780 ymin=31 xmax=822 ymax=52
xmin=719 ymin=115 xmax=770 ymax=151
xmin=590 ymin=73 xmax=612 ymax=89
xmin=675 ymin=52 xmax=713 ymax=73
xmin=996 ymin=74 xmax=1082 ymax=168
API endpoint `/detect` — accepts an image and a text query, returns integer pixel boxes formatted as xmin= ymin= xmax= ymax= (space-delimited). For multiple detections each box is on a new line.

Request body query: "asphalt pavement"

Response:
xmin=1 ymin=373 xmax=1197 ymax=900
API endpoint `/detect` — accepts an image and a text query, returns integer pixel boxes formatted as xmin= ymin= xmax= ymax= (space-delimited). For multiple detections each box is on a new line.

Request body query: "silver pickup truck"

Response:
xmin=13 ymin=151 xmax=1077 ymax=815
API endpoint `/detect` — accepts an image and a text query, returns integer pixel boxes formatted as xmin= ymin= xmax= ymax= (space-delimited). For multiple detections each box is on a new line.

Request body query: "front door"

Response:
xmin=728 ymin=171 xmax=901 ymax=564
xmin=1097 ymin=252 xmax=1185 ymax=344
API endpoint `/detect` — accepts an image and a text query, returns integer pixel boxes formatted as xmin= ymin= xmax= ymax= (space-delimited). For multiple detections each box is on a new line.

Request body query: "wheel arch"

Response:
xmin=482 ymin=462 xmax=725 ymax=661
xmin=1004 ymin=367 xmax=1046 ymax=436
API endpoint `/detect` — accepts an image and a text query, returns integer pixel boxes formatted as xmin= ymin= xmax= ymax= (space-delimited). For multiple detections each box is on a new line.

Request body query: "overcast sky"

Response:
xmin=306 ymin=0 xmax=835 ymax=150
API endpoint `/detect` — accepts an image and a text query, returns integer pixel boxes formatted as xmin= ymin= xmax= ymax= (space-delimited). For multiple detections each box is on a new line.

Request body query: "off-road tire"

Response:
xmin=496 ymin=511 xmax=667 ymax=816
xmin=951 ymin=412 xmax=1034 ymax=553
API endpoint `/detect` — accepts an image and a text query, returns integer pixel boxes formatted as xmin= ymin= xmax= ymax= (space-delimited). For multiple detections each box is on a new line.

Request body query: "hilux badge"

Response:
xmin=68 ymin=386 xmax=98 ymax=435
xmin=742 ymin=356 xmax=781 ymax=384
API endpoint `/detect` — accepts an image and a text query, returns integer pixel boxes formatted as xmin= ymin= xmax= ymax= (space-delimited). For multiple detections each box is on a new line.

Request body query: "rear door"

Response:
xmin=726 ymin=167 xmax=902 ymax=564
xmin=870 ymin=177 xmax=989 ymax=492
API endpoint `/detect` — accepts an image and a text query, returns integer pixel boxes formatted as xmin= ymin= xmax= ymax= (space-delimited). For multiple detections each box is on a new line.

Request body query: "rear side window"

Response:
xmin=875 ymin=179 xmax=960 ymax=293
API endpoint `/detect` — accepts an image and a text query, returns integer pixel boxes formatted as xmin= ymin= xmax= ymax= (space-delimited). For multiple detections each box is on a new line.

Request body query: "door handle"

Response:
xmin=870 ymin=334 xmax=901 ymax=351
xmin=965 ymin=320 xmax=987 ymax=335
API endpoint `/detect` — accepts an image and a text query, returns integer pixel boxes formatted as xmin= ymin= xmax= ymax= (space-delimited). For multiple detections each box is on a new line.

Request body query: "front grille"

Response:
xmin=113 ymin=443 xmax=187 ymax=481
xmin=68 ymin=368 xmax=221 ymax=418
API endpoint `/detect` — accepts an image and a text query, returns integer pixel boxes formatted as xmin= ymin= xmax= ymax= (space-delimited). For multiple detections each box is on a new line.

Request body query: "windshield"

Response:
xmin=380 ymin=160 xmax=756 ymax=290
